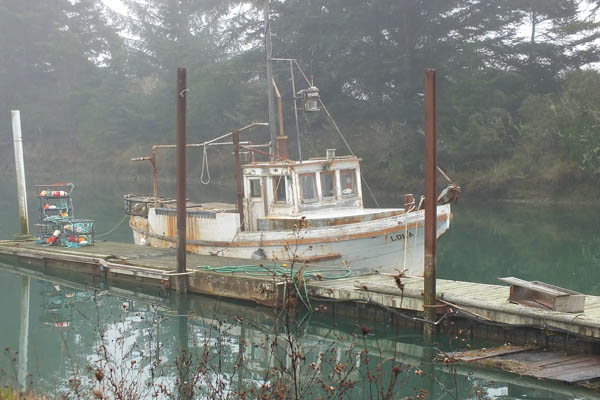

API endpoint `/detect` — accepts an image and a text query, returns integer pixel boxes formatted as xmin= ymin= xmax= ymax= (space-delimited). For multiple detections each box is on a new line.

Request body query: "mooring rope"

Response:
xmin=96 ymin=214 xmax=128 ymax=238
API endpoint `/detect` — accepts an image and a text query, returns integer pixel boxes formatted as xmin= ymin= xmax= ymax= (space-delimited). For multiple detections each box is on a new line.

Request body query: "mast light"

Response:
xmin=298 ymin=86 xmax=321 ymax=112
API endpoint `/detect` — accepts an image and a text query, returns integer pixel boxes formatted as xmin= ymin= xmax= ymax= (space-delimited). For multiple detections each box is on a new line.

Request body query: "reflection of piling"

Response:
xmin=11 ymin=110 xmax=30 ymax=237
xmin=176 ymin=67 xmax=188 ymax=294
xmin=422 ymin=345 xmax=436 ymax=398
xmin=176 ymin=296 xmax=191 ymax=399
xmin=423 ymin=70 xmax=437 ymax=339
xmin=18 ymin=276 xmax=30 ymax=391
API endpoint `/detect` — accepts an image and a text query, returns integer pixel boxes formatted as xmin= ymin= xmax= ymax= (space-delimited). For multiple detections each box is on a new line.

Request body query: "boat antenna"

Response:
xmin=264 ymin=0 xmax=277 ymax=160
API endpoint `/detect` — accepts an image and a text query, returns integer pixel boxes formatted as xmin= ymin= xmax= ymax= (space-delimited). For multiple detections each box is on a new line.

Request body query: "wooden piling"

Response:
xmin=176 ymin=67 xmax=188 ymax=294
xmin=423 ymin=69 xmax=437 ymax=338
xmin=11 ymin=110 xmax=30 ymax=237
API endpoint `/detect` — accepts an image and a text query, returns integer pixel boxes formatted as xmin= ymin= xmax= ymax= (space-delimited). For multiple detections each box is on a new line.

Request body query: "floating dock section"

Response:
xmin=1 ymin=240 xmax=600 ymax=349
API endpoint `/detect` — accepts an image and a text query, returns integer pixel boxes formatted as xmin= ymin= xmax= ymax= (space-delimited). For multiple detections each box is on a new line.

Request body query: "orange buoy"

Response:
xmin=47 ymin=229 xmax=60 ymax=245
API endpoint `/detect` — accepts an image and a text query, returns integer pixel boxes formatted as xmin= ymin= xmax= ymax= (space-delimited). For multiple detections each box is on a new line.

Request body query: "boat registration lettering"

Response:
xmin=390 ymin=232 xmax=414 ymax=241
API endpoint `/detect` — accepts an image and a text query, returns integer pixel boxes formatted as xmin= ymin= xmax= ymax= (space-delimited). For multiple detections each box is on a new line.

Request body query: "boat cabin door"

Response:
xmin=245 ymin=177 xmax=265 ymax=231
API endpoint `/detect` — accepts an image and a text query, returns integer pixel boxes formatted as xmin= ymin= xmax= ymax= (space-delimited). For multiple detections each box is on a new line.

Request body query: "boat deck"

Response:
xmin=1 ymin=239 xmax=600 ymax=342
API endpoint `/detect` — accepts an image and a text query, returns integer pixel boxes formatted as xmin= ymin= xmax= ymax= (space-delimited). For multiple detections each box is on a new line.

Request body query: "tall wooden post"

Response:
xmin=11 ymin=110 xmax=30 ymax=237
xmin=423 ymin=69 xmax=437 ymax=338
xmin=233 ymin=129 xmax=245 ymax=231
xmin=176 ymin=67 xmax=188 ymax=294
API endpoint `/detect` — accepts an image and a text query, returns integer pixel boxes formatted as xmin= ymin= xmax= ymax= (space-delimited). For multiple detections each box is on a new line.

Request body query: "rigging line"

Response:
xmin=402 ymin=201 xmax=416 ymax=273
xmin=212 ymin=222 xmax=243 ymax=255
xmin=413 ymin=207 xmax=420 ymax=269
xmin=319 ymin=99 xmax=381 ymax=207
xmin=402 ymin=212 xmax=409 ymax=273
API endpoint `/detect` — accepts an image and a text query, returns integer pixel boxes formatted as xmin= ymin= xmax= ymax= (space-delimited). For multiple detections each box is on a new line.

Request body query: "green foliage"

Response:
xmin=519 ymin=71 xmax=600 ymax=176
xmin=1 ymin=0 xmax=600 ymax=200
xmin=0 ymin=387 xmax=44 ymax=400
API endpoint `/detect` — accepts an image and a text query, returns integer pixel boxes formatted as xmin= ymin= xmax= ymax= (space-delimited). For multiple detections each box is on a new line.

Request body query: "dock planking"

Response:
xmin=3 ymin=239 xmax=600 ymax=343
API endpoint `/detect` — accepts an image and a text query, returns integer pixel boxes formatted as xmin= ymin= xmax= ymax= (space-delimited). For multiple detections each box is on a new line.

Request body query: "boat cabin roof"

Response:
xmin=243 ymin=155 xmax=360 ymax=169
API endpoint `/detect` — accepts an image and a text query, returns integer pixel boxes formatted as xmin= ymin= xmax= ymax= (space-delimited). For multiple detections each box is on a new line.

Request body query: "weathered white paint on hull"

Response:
xmin=130 ymin=204 xmax=451 ymax=276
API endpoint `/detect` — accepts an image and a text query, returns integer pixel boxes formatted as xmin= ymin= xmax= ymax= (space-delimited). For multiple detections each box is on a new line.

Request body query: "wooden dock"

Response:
xmin=308 ymin=274 xmax=600 ymax=340
xmin=1 ymin=239 xmax=600 ymax=346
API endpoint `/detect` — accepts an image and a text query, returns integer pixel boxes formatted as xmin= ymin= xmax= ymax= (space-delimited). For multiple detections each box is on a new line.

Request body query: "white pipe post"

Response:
xmin=11 ymin=110 xmax=30 ymax=236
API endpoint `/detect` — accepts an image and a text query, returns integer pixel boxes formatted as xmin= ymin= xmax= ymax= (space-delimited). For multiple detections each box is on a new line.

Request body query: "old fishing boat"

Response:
xmin=124 ymin=121 xmax=457 ymax=276
xmin=125 ymin=178 xmax=453 ymax=276
xmin=124 ymin=9 xmax=458 ymax=277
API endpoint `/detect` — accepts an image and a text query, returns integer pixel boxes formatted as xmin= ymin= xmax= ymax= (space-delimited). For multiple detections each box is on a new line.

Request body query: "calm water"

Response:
xmin=0 ymin=174 xmax=599 ymax=398
xmin=0 ymin=268 xmax=592 ymax=399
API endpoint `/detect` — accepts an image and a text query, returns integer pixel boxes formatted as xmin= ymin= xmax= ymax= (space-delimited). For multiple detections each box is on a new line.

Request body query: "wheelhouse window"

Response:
xmin=273 ymin=176 xmax=288 ymax=203
xmin=340 ymin=169 xmax=357 ymax=196
xmin=300 ymin=173 xmax=317 ymax=202
xmin=320 ymin=171 xmax=336 ymax=199
xmin=249 ymin=178 xmax=261 ymax=198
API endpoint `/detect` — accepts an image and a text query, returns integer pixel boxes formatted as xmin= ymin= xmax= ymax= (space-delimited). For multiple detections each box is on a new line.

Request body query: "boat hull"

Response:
xmin=129 ymin=204 xmax=451 ymax=277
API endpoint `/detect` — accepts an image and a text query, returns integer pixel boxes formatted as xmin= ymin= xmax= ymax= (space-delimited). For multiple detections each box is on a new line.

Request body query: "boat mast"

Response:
xmin=264 ymin=0 xmax=277 ymax=160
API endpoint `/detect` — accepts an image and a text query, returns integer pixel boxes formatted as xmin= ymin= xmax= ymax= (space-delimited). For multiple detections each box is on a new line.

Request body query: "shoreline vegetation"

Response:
xmin=0 ymin=166 xmax=597 ymax=207
xmin=1 ymin=2 xmax=599 ymax=210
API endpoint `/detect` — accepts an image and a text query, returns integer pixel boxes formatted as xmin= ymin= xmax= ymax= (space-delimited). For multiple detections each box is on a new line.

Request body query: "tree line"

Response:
xmin=1 ymin=0 xmax=599 ymax=201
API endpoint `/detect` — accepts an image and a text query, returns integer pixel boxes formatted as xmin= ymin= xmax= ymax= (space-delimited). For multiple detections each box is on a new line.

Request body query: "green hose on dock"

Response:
xmin=199 ymin=264 xmax=352 ymax=280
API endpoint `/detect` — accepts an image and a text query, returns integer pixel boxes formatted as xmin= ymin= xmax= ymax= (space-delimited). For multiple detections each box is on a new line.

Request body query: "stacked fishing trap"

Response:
xmin=36 ymin=183 xmax=95 ymax=247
